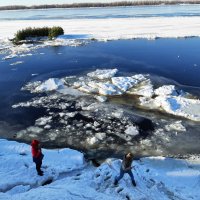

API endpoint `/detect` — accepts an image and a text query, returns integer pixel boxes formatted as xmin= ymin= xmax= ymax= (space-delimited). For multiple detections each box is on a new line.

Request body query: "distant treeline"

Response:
xmin=1 ymin=1 xmax=200 ymax=11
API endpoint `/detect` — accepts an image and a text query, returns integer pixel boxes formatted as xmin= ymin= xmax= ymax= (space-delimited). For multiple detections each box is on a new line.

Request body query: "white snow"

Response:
xmin=96 ymin=82 xmax=122 ymax=95
xmin=1 ymin=17 xmax=200 ymax=41
xmin=35 ymin=78 xmax=64 ymax=92
xmin=140 ymin=93 xmax=200 ymax=121
xmin=1 ymin=17 xmax=200 ymax=61
xmin=87 ymin=69 xmax=118 ymax=79
xmin=0 ymin=139 xmax=200 ymax=200
xmin=128 ymin=79 xmax=154 ymax=97
xmin=154 ymin=96 xmax=200 ymax=121
xmin=111 ymin=76 xmax=138 ymax=92
xmin=155 ymin=85 xmax=178 ymax=96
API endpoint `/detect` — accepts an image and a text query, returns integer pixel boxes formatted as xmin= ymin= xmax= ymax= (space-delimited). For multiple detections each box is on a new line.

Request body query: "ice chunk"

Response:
xmin=97 ymin=82 xmax=122 ymax=95
xmin=79 ymin=84 xmax=98 ymax=94
xmin=165 ymin=121 xmax=186 ymax=132
xmin=3 ymin=54 xmax=17 ymax=60
xmin=87 ymin=69 xmax=118 ymax=79
xmin=128 ymin=80 xmax=154 ymax=97
xmin=95 ymin=132 xmax=106 ymax=140
xmin=95 ymin=95 xmax=107 ymax=102
xmin=10 ymin=61 xmax=24 ymax=66
xmin=111 ymin=77 xmax=138 ymax=92
xmin=35 ymin=78 xmax=64 ymax=92
xmin=125 ymin=125 xmax=139 ymax=136
xmin=86 ymin=136 xmax=98 ymax=145
xmin=155 ymin=85 xmax=178 ymax=96
xmin=27 ymin=126 xmax=43 ymax=134
xmin=35 ymin=116 xmax=52 ymax=126
xmin=155 ymin=96 xmax=200 ymax=121
xmin=132 ymin=74 xmax=147 ymax=82
xmin=58 ymin=86 xmax=85 ymax=97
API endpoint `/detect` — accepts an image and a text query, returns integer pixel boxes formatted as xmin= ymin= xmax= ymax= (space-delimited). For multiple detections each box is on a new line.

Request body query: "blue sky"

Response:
xmin=0 ymin=0 xmax=125 ymax=6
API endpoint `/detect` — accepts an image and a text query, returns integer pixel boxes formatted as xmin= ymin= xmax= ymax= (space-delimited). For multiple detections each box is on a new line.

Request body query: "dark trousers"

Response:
xmin=115 ymin=167 xmax=135 ymax=183
xmin=33 ymin=157 xmax=43 ymax=174
xmin=36 ymin=161 xmax=42 ymax=173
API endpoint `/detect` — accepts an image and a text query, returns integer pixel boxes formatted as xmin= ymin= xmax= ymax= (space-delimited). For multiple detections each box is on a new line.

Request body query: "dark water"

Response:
xmin=1 ymin=38 xmax=200 ymax=127
xmin=0 ymin=5 xmax=200 ymax=20
xmin=0 ymin=38 xmax=200 ymax=157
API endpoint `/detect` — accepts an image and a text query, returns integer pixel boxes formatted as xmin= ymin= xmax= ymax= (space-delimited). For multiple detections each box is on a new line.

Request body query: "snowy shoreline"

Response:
xmin=0 ymin=139 xmax=199 ymax=200
xmin=0 ymin=17 xmax=200 ymax=40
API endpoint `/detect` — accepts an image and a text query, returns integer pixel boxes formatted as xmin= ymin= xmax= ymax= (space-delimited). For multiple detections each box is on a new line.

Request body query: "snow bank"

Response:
xmin=0 ymin=139 xmax=84 ymax=194
xmin=1 ymin=17 xmax=200 ymax=41
xmin=0 ymin=139 xmax=200 ymax=200
xmin=1 ymin=17 xmax=200 ymax=62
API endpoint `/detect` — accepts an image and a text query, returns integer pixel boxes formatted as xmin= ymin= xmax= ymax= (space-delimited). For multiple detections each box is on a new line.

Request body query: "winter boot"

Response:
xmin=114 ymin=179 xmax=118 ymax=186
xmin=132 ymin=180 xmax=136 ymax=187
xmin=38 ymin=171 xmax=43 ymax=176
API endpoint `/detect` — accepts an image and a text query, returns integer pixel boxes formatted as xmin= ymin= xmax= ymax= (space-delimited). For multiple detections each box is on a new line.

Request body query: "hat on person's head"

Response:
xmin=126 ymin=152 xmax=133 ymax=157
xmin=31 ymin=139 xmax=40 ymax=147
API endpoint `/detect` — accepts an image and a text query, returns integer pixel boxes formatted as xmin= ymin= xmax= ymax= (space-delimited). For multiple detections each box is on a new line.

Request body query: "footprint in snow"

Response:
xmin=117 ymin=187 xmax=124 ymax=193
xmin=104 ymin=175 xmax=112 ymax=181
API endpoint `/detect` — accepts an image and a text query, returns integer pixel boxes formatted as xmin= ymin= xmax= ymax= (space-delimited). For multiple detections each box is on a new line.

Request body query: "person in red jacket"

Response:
xmin=31 ymin=139 xmax=44 ymax=176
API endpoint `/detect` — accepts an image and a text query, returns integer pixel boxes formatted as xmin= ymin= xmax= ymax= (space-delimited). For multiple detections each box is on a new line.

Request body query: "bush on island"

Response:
xmin=14 ymin=26 xmax=64 ymax=43
xmin=48 ymin=26 xmax=64 ymax=39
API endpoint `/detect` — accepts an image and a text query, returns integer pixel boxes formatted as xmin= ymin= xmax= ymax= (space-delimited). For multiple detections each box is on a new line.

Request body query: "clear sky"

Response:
xmin=0 ymin=0 xmax=128 ymax=6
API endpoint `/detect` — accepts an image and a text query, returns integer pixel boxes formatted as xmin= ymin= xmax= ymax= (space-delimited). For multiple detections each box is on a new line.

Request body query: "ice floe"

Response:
xmin=111 ymin=76 xmax=138 ymax=92
xmin=87 ymin=68 xmax=118 ymax=79
xmin=10 ymin=61 xmax=24 ymax=66
xmin=154 ymin=96 xmax=200 ymax=121
xmin=96 ymin=82 xmax=122 ymax=95
xmin=19 ymin=69 xmax=200 ymax=121
xmin=127 ymin=79 xmax=154 ymax=97
xmin=154 ymin=85 xmax=178 ymax=96
xmin=35 ymin=78 xmax=64 ymax=92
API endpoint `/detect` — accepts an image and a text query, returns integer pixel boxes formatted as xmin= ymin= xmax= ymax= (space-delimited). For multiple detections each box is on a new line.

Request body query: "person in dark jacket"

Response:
xmin=114 ymin=152 xmax=136 ymax=186
xmin=31 ymin=139 xmax=44 ymax=176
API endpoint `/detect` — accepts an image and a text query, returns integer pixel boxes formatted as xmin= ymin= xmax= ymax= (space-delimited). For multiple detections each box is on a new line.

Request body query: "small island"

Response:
xmin=13 ymin=26 xmax=64 ymax=44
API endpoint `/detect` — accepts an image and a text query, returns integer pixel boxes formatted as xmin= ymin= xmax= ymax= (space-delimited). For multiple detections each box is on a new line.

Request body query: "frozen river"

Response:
xmin=0 ymin=4 xmax=200 ymax=20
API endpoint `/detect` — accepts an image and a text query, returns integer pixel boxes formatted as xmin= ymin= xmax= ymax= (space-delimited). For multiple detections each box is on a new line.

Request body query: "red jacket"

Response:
xmin=31 ymin=140 xmax=42 ymax=158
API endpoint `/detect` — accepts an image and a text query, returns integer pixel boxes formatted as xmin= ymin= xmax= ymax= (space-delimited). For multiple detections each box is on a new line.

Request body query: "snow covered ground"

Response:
xmin=0 ymin=139 xmax=199 ymax=200
xmin=1 ymin=16 xmax=200 ymax=62
xmin=0 ymin=17 xmax=200 ymax=40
